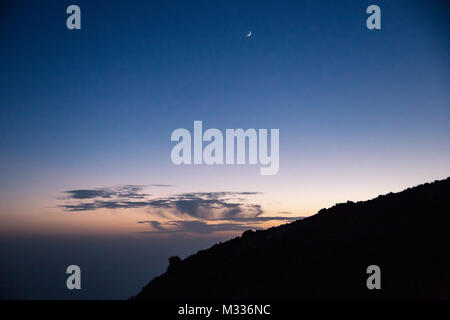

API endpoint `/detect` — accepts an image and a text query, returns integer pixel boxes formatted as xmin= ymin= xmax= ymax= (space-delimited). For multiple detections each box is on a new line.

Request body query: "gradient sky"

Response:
xmin=0 ymin=0 xmax=449 ymax=298
xmin=1 ymin=0 xmax=449 ymax=236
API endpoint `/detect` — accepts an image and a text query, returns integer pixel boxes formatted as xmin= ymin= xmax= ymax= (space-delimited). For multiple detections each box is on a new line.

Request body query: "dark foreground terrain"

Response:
xmin=134 ymin=178 xmax=450 ymax=299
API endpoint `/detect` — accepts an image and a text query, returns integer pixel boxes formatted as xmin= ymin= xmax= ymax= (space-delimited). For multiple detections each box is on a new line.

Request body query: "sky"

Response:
xmin=0 ymin=0 xmax=449 ymax=298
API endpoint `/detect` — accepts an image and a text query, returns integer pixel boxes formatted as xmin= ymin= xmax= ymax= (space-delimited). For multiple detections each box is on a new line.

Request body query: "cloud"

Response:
xmin=60 ymin=185 xmax=152 ymax=211
xmin=59 ymin=186 xmax=302 ymax=234
xmin=63 ymin=185 xmax=150 ymax=200
xmin=60 ymin=189 xmax=265 ymax=221
xmin=61 ymin=200 xmax=151 ymax=211
xmin=137 ymin=220 xmax=252 ymax=234
xmin=145 ymin=192 xmax=264 ymax=221
xmin=60 ymin=184 xmax=176 ymax=211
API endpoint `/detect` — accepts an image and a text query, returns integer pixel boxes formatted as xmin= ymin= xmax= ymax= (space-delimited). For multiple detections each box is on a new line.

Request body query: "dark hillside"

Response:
xmin=134 ymin=178 xmax=450 ymax=299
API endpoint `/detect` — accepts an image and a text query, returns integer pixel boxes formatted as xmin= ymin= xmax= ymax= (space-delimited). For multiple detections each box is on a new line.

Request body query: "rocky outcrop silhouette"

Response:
xmin=134 ymin=178 xmax=450 ymax=299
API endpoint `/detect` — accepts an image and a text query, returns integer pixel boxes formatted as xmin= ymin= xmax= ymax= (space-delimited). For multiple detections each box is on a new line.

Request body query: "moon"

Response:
xmin=246 ymin=31 xmax=252 ymax=37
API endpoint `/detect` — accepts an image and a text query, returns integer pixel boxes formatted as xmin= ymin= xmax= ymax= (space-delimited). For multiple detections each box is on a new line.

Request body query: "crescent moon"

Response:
xmin=246 ymin=31 xmax=252 ymax=37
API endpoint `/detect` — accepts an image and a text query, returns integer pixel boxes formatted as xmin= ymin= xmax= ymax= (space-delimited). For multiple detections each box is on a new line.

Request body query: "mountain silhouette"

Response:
xmin=134 ymin=178 xmax=450 ymax=299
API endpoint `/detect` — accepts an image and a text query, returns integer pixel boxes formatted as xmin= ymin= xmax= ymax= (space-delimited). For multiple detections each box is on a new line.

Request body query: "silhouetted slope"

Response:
xmin=134 ymin=178 xmax=450 ymax=299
